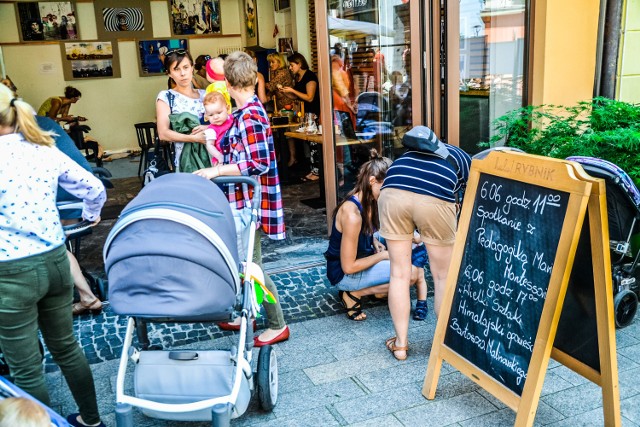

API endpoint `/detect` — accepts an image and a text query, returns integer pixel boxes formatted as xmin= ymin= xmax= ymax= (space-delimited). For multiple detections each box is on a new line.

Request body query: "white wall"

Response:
xmin=0 ymin=0 xmax=315 ymax=152
xmin=0 ymin=0 xmax=244 ymax=152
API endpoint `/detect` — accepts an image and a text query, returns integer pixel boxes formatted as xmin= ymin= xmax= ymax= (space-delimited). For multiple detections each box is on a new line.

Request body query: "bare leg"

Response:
xmin=386 ymin=239 xmax=413 ymax=358
xmin=424 ymin=243 xmax=454 ymax=318
xmin=287 ymin=139 xmax=297 ymax=167
xmin=67 ymin=251 xmax=100 ymax=306
xmin=343 ymin=283 xmax=390 ymax=320
xmin=350 ymin=283 xmax=389 ymax=299
xmin=413 ymin=266 xmax=428 ymax=300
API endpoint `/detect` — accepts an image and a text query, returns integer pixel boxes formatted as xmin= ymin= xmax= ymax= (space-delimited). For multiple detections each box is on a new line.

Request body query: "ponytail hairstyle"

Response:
xmin=0 ymin=84 xmax=54 ymax=147
xmin=334 ymin=149 xmax=391 ymax=235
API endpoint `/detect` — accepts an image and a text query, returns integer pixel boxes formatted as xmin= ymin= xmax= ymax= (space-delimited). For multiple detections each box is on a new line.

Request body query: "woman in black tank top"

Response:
xmin=324 ymin=150 xmax=424 ymax=321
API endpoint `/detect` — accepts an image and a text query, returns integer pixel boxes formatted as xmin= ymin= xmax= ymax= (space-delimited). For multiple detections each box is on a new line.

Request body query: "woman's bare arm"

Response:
xmin=338 ymin=203 xmax=388 ymax=275
xmin=156 ymin=98 xmax=206 ymax=144
xmin=256 ymin=72 xmax=268 ymax=104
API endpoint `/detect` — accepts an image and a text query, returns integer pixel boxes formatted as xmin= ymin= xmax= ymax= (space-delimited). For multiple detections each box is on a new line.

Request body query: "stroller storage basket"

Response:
xmin=134 ymin=350 xmax=251 ymax=421
xmin=104 ymin=173 xmax=240 ymax=321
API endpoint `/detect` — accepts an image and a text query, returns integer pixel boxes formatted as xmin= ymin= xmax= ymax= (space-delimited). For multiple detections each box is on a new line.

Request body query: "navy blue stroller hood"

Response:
xmin=104 ymin=173 xmax=240 ymax=321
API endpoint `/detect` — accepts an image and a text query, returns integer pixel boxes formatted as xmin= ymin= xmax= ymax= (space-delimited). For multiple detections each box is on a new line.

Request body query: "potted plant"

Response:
xmin=484 ymin=97 xmax=640 ymax=186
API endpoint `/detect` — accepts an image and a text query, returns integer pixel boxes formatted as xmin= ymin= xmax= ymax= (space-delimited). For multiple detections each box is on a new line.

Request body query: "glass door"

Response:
xmin=457 ymin=0 xmax=529 ymax=154
xmin=324 ymin=0 xmax=419 ymax=199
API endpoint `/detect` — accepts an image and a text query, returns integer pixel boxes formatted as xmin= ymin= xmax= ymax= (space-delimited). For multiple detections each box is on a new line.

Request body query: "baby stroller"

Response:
xmin=103 ymin=173 xmax=277 ymax=426
xmin=355 ymin=91 xmax=394 ymax=157
xmin=0 ymin=376 xmax=69 ymax=426
xmin=567 ymin=156 xmax=640 ymax=328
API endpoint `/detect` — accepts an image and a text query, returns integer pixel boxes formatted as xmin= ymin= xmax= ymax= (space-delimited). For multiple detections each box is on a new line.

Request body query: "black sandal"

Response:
xmin=339 ymin=291 xmax=367 ymax=321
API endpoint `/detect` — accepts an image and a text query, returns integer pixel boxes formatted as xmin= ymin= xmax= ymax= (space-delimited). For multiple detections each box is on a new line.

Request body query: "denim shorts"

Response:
xmin=335 ymin=260 xmax=390 ymax=291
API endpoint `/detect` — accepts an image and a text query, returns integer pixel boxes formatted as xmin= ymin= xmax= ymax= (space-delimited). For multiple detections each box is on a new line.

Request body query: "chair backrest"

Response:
xmin=134 ymin=122 xmax=157 ymax=150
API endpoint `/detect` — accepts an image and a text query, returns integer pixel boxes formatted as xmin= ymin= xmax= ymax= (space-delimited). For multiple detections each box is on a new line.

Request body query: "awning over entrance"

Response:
xmin=327 ymin=16 xmax=394 ymax=38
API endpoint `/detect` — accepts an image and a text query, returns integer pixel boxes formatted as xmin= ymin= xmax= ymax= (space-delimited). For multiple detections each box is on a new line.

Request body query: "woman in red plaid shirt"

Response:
xmin=195 ymin=51 xmax=289 ymax=346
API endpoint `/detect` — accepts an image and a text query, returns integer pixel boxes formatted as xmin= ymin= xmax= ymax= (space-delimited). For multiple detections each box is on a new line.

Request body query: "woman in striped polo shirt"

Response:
xmin=378 ymin=134 xmax=471 ymax=360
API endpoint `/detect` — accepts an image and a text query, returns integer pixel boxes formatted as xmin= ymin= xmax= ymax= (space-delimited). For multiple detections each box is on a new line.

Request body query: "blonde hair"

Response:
xmin=203 ymin=90 xmax=230 ymax=113
xmin=0 ymin=84 xmax=54 ymax=147
xmin=224 ymin=51 xmax=257 ymax=90
xmin=266 ymin=53 xmax=286 ymax=70
xmin=204 ymin=90 xmax=227 ymax=106
xmin=0 ymin=398 xmax=50 ymax=427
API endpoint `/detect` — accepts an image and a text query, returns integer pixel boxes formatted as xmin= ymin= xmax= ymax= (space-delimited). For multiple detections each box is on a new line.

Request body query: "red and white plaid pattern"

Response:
xmin=220 ymin=96 xmax=286 ymax=240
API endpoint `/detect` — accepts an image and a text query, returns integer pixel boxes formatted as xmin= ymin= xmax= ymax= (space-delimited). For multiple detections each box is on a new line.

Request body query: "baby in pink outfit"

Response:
xmin=203 ymin=91 xmax=233 ymax=165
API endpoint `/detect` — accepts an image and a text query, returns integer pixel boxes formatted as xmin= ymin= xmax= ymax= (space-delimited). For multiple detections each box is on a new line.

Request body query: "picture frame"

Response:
xmin=15 ymin=1 xmax=79 ymax=42
xmin=94 ymin=0 xmax=153 ymax=40
xmin=168 ymin=0 xmax=222 ymax=36
xmin=60 ymin=41 xmax=121 ymax=80
xmin=136 ymin=38 xmax=189 ymax=77
xmin=244 ymin=0 xmax=258 ymax=46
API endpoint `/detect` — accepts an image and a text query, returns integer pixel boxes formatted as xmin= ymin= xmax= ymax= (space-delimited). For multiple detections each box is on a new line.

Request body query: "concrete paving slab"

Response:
xmin=621 ymin=392 xmax=640 ymax=425
xmin=272 ymin=378 xmax=365 ymax=417
xmin=347 ymin=414 xmax=404 ymax=427
xmin=304 ymin=351 xmax=396 ymax=385
xmin=332 ymin=380 xmax=430 ymax=424
xmin=357 ymin=359 xmax=428 ymax=394
xmin=394 ymin=391 xmax=497 ymax=425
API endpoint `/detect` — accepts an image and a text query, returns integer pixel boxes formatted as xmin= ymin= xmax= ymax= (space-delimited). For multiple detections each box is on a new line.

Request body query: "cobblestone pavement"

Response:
xmin=52 ymin=265 xmax=389 ymax=371
xmin=46 ymin=172 xmax=346 ymax=371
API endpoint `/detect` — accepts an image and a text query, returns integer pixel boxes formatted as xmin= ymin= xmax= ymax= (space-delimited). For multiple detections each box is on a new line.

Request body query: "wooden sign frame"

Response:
xmin=422 ymin=151 xmax=620 ymax=426
xmin=550 ymin=161 xmax=620 ymax=425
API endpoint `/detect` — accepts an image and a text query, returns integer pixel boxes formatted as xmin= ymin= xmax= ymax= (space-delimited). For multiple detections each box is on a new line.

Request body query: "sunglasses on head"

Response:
xmin=166 ymin=49 xmax=187 ymax=56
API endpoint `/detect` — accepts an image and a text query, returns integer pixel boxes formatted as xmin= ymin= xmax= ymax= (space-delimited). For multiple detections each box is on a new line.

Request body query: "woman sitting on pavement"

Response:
xmin=324 ymin=150 xmax=427 ymax=321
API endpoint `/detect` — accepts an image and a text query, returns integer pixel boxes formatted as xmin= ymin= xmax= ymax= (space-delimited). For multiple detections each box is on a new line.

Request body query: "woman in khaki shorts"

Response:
xmin=378 ymin=142 xmax=471 ymax=360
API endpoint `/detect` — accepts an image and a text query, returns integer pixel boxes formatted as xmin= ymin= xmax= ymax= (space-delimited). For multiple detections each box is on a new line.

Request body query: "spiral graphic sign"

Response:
xmin=102 ymin=7 xmax=145 ymax=32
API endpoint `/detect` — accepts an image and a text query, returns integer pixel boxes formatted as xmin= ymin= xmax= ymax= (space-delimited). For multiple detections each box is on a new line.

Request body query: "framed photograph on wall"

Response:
xmin=15 ymin=1 xmax=78 ymax=42
xmin=168 ymin=0 xmax=221 ymax=36
xmin=137 ymin=38 xmax=188 ymax=77
xmin=244 ymin=0 xmax=258 ymax=46
xmin=94 ymin=0 xmax=153 ymax=40
xmin=60 ymin=41 xmax=121 ymax=80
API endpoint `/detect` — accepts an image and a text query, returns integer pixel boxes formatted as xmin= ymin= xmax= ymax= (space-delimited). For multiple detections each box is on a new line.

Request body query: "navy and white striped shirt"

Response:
xmin=381 ymin=145 xmax=472 ymax=203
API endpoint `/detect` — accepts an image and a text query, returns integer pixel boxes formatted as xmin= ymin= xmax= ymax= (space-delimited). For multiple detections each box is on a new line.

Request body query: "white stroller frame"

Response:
xmin=103 ymin=176 xmax=277 ymax=427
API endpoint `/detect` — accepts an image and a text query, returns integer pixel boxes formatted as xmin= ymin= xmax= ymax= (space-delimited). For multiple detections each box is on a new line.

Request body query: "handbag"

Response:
xmin=142 ymin=136 xmax=173 ymax=187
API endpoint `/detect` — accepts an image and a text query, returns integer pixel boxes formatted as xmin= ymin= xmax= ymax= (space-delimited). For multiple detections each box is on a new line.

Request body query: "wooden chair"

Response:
xmin=134 ymin=122 xmax=158 ymax=176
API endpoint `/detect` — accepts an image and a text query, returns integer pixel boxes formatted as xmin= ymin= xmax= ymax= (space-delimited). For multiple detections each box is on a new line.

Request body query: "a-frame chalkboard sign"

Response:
xmin=422 ymin=151 xmax=621 ymax=426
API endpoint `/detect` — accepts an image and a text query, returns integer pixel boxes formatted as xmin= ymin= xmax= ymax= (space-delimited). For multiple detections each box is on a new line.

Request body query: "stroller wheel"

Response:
xmin=256 ymin=345 xmax=278 ymax=411
xmin=614 ymin=290 xmax=638 ymax=328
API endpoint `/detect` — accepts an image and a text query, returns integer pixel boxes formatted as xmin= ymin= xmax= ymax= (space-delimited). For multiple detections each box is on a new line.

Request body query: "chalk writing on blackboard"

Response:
xmin=444 ymin=173 xmax=569 ymax=395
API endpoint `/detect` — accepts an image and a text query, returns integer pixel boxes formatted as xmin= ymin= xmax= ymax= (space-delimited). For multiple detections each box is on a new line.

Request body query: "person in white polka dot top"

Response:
xmin=0 ymin=83 xmax=107 ymax=427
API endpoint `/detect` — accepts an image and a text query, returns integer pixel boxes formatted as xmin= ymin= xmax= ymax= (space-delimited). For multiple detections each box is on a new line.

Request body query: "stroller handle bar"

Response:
xmin=212 ymin=176 xmax=261 ymax=209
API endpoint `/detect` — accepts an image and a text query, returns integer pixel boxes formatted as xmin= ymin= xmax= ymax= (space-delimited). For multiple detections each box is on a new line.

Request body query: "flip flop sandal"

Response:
xmin=72 ymin=297 xmax=103 ymax=316
xmin=413 ymin=300 xmax=428 ymax=321
xmin=385 ymin=336 xmax=409 ymax=361
xmin=339 ymin=290 xmax=367 ymax=321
